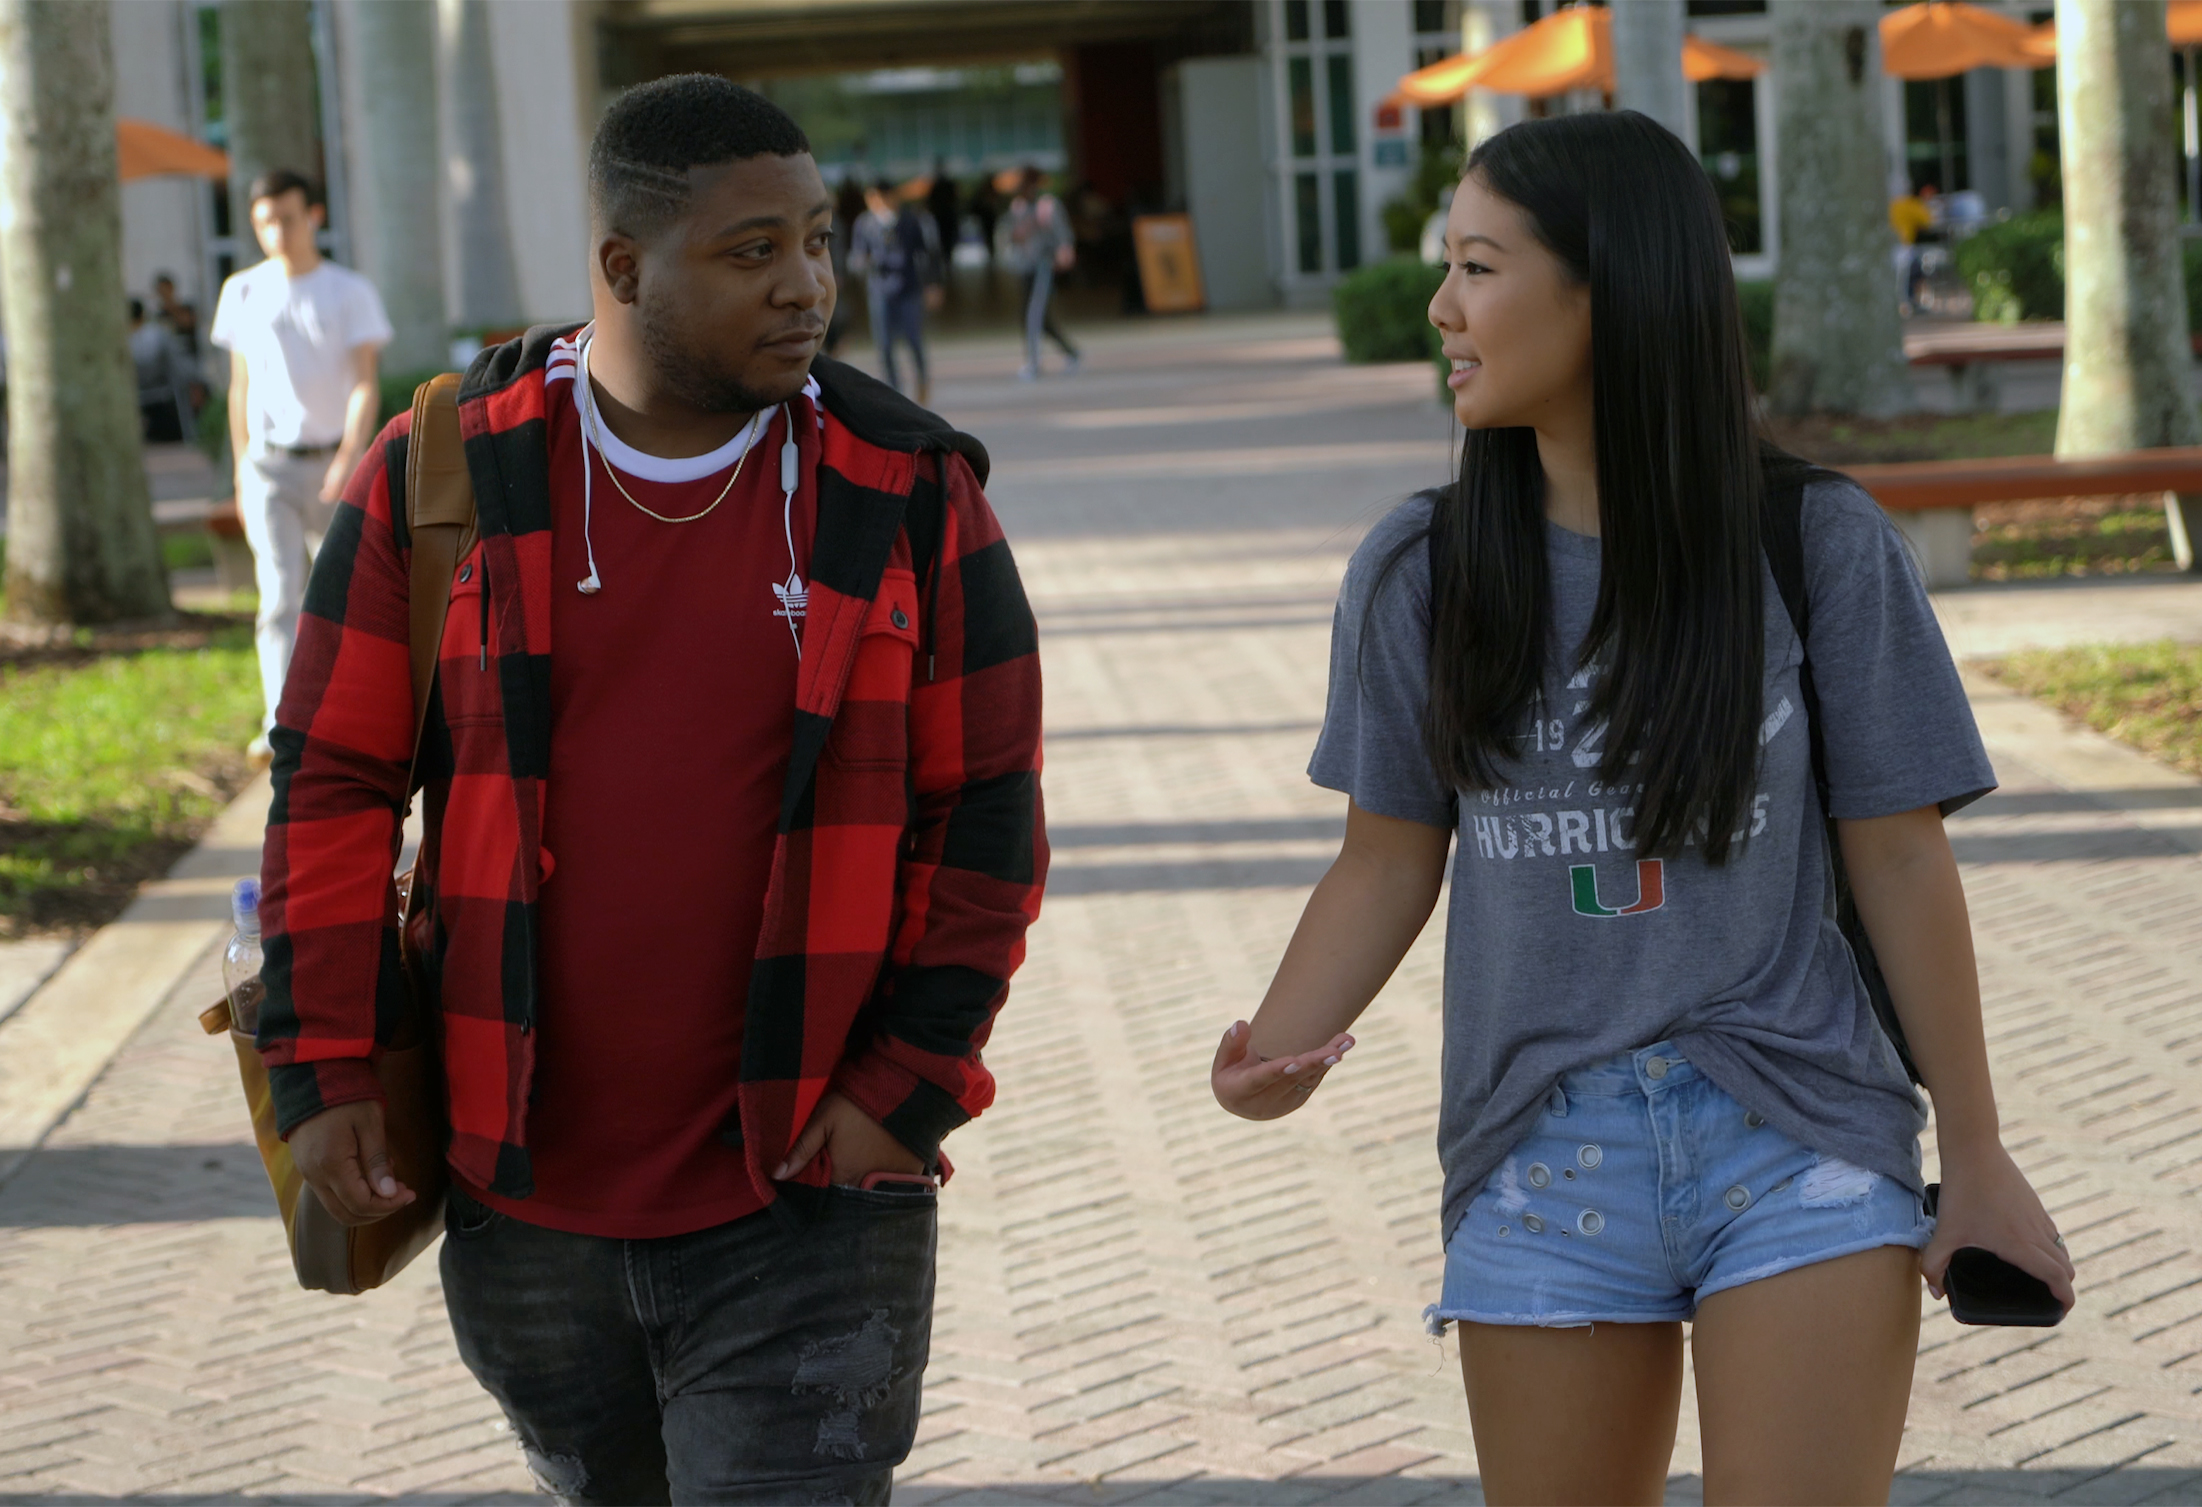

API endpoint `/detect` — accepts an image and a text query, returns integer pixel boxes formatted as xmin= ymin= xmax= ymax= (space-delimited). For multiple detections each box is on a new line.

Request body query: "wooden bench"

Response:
xmin=1904 ymin=323 xmax=2202 ymax=411
xmin=1845 ymin=447 xmax=2202 ymax=588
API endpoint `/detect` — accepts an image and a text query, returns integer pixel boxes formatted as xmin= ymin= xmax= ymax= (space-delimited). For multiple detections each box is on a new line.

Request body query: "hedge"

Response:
xmin=1953 ymin=210 xmax=2067 ymax=323
xmin=1333 ymin=258 xmax=1446 ymax=364
xmin=1337 ymin=262 xmax=1775 ymax=397
xmin=1955 ymin=209 xmax=2202 ymax=331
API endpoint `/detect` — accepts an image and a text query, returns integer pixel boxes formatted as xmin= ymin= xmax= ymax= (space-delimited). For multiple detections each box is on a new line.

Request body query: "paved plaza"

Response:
xmin=2 ymin=315 xmax=2202 ymax=1503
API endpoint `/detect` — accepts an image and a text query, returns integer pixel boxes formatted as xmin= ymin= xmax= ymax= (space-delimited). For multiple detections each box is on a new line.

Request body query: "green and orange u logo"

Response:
xmin=1570 ymin=860 xmax=1665 ymax=917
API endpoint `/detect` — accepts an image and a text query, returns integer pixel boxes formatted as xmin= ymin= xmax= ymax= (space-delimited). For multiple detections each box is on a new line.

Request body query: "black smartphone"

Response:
xmin=1923 ymin=1183 xmax=2067 ymax=1328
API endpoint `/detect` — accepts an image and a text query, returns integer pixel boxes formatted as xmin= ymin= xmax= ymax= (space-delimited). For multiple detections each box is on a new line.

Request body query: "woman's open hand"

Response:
xmin=1212 ymin=1020 xmax=1355 ymax=1120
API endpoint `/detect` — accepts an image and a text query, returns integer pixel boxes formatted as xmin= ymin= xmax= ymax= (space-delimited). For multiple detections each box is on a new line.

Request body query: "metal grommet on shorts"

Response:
xmin=1578 ymin=1144 xmax=1603 ymax=1169
xmin=1527 ymin=1162 xmax=1552 ymax=1189
xmin=1724 ymin=1185 xmax=1751 ymax=1211
xmin=1497 ymin=1225 xmax=1509 ymax=1237
xmin=891 ymin=607 xmax=910 ymax=630
xmin=1745 ymin=1111 xmax=1766 ymax=1128
xmin=1644 ymin=1057 xmax=1669 ymax=1080
xmin=1523 ymin=1213 xmax=1546 ymax=1234
xmin=1578 ymin=1209 xmax=1604 ymax=1235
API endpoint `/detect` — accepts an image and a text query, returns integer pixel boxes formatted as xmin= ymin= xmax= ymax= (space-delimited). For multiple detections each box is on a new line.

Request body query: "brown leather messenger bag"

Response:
xmin=201 ymin=373 xmax=477 ymax=1294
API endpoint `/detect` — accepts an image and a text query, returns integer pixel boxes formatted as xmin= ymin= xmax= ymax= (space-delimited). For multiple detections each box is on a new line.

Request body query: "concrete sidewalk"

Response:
xmin=1 ymin=318 xmax=2199 ymax=1503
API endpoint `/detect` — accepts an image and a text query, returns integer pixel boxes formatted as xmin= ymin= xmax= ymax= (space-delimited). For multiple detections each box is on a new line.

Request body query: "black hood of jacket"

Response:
xmin=461 ymin=325 xmax=990 ymax=486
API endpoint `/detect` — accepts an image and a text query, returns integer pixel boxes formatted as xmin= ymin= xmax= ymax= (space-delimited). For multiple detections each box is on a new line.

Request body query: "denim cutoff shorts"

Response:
xmin=1427 ymin=1040 xmax=1932 ymax=1331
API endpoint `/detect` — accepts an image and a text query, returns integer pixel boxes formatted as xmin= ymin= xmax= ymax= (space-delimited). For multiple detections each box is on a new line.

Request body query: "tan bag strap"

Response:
xmin=401 ymin=374 xmax=478 ymax=799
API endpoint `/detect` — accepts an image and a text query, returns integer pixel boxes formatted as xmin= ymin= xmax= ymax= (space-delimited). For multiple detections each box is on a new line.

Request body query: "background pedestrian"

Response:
xmin=968 ymin=173 xmax=1001 ymax=270
xmin=209 ymin=168 xmax=391 ymax=766
xmin=878 ymin=182 xmax=945 ymax=403
xmin=849 ymin=179 xmax=897 ymax=370
xmin=927 ymin=157 xmax=961 ymax=293
xmin=1006 ymin=166 xmax=1078 ymax=380
xmin=128 ymin=297 xmax=199 ymax=444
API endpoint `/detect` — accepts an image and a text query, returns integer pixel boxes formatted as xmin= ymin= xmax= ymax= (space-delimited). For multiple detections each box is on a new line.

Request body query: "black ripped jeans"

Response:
xmin=440 ymin=1182 xmax=936 ymax=1505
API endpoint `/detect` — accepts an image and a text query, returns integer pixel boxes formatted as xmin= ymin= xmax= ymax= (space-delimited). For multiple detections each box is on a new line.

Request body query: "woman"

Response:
xmin=1210 ymin=112 xmax=2074 ymax=1504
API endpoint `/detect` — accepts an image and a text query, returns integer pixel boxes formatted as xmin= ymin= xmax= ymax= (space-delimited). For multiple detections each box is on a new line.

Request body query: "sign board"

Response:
xmin=1132 ymin=213 xmax=1206 ymax=314
xmin=1373 ymin=101 xmax=1409 ymax=167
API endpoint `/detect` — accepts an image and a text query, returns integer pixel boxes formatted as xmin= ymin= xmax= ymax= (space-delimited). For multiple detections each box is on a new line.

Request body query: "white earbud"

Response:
xmin=779 ymin=403 xmax=803 ymax=661
xmin=577 ymin=334 xmax=606 ymax=594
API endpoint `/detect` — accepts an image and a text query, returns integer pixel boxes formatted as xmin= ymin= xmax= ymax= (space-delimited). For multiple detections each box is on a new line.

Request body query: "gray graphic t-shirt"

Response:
xmin=1310 ymin=481 xmax=1994 ymax=1243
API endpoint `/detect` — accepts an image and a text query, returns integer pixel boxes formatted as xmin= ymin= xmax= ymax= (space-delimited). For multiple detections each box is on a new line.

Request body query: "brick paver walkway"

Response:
xmin=2 ymin=318 xmax=2199 ymax=1503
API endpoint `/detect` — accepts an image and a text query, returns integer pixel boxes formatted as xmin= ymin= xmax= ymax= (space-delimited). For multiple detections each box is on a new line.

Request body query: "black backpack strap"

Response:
xmin=1759 ymin=450 xmax=1922 ymax=1086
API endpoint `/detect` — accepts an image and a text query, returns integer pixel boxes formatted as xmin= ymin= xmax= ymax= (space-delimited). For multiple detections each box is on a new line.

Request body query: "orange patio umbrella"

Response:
xmin=1880 ymin=1 xmax=2049 ymax=78
xmin=1393 ymin=6 xmax=1761 ymax=105
xmin=116 ymin=118 xmax=229 ymax=182
xmin=1683 ymin=35 xmax=1767 ymax=84
xmin=2022 ymin=1 xmax=2202 ymax=62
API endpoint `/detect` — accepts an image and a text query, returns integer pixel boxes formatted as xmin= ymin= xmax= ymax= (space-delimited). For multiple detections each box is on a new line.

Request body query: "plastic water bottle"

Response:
xmin=224 ymin=878 xmax=265 ymax=1037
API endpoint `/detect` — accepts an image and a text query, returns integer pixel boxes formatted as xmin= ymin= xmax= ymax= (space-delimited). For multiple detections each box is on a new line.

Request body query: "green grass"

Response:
xmin=1990 ymin=640 xmax=2202 ymax=778
xmin=1764 ymin=409 xmax=2060 ymax=466
xmin=1972 ymin=503 xmax=2175 ymax=581
xmin=0 ymin=627 xmax=261 ymax=935
xmin=162 ymin=532 xmax=215 ymax=572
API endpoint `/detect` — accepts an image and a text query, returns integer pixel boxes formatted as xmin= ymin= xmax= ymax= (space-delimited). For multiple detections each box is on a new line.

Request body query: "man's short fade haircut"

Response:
xmin=590 ymin=74 xmax=811 ymax=241
xmin=248 ymin=168 xmax=319 ymax=208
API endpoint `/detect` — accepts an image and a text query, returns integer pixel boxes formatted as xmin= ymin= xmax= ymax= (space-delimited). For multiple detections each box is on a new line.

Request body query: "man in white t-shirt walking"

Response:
xmin=210 ymin=169 xmax=393 ymax=764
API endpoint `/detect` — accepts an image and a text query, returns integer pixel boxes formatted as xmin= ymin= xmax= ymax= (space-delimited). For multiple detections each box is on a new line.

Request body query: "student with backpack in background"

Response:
xmin=1211 ymin=112 xmax=2072 ymax=1505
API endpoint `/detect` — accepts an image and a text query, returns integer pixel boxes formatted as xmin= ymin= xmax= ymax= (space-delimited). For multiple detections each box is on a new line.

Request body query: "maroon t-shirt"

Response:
xmin=463 ymin=342 xmax=818 ymax=1237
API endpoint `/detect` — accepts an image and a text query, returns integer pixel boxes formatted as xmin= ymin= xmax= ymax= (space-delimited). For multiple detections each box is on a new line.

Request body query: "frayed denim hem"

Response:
xmin=1422 ymin=1301 xmax=1689 ymax=1336
xmin=1689 ymin=1229 xmax=1933 ymax=1308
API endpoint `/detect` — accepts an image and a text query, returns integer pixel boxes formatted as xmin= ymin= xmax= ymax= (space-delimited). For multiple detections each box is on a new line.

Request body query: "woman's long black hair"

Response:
xmin=1421 ymin=110 xmax=1765 ymax=863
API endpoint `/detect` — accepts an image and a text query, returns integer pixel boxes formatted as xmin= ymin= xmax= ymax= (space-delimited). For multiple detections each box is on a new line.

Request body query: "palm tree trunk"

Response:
xmin=347 ymin=0 xmax=448 ymax=374
xmin=1612 ymin=0 xmax=1689 ymax=139
xmin=0 ymin=0 xmax=170 ymax=626
xmin=220 ymin=0 xmax=320 ymax=265
xmin=1767 ymin=0 xmax=1913 ymax=417
xmin=2055 ymin=0 xmax=2201 ymax=451
xmin=2056 ymin=0 xmax=2202 ymax=570
xmin=440 ymin=0 xmax=524 ymax=330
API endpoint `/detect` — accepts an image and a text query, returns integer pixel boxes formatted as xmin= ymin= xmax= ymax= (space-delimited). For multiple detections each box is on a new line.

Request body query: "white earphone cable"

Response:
xmin=572 ymin=332 xmax=801 ymax=662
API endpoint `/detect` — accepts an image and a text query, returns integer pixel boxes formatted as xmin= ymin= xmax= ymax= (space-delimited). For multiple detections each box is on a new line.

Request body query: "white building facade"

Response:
xmin=100 ymin=0 xmax=2064 ymax=339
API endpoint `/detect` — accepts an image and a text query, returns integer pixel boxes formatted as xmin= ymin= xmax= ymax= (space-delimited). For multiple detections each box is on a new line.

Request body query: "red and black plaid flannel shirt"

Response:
xmin=256 ymin=327 xmax=1047 ymax=1207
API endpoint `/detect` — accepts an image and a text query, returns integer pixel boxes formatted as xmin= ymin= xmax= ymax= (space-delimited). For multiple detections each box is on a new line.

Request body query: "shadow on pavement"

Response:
xmin=0 ymin=1142 xmax=273 ymax=1226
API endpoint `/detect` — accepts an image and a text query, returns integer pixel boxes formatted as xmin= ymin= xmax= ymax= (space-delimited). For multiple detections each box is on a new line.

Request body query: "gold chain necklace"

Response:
xmin=581 ymin=382 xmax=764 ymax=525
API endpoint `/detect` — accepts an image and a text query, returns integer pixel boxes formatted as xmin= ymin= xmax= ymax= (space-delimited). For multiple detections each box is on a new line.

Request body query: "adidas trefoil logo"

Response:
xmin=772 ymin=569 xmax=808 ymax=621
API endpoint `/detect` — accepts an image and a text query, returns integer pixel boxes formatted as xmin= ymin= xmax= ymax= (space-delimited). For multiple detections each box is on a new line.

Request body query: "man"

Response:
xmin=209 ymin=169 xmax=391 ymax=765
xmin=151 ymin=270 xmax=201 ymax=355
xmin=925 ymin=159 xmax=961 ymax=288
xmin=1891 ymin=183 xmax=1937 ymax=314
xmin=847 ymin=178 xmax=898 ymax=373
xmin=128 ymin=297 xmax=199 ymax=443
xmin=255 ymin=76 xmax=1046 ymax=1505
xmin=968 ymin=173 xmax=1001 ymax=269
xmin=874 ymin=182 xmax=944 ymax=404
xmin=1005 ymin=166 xmax=1079 ymax=380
